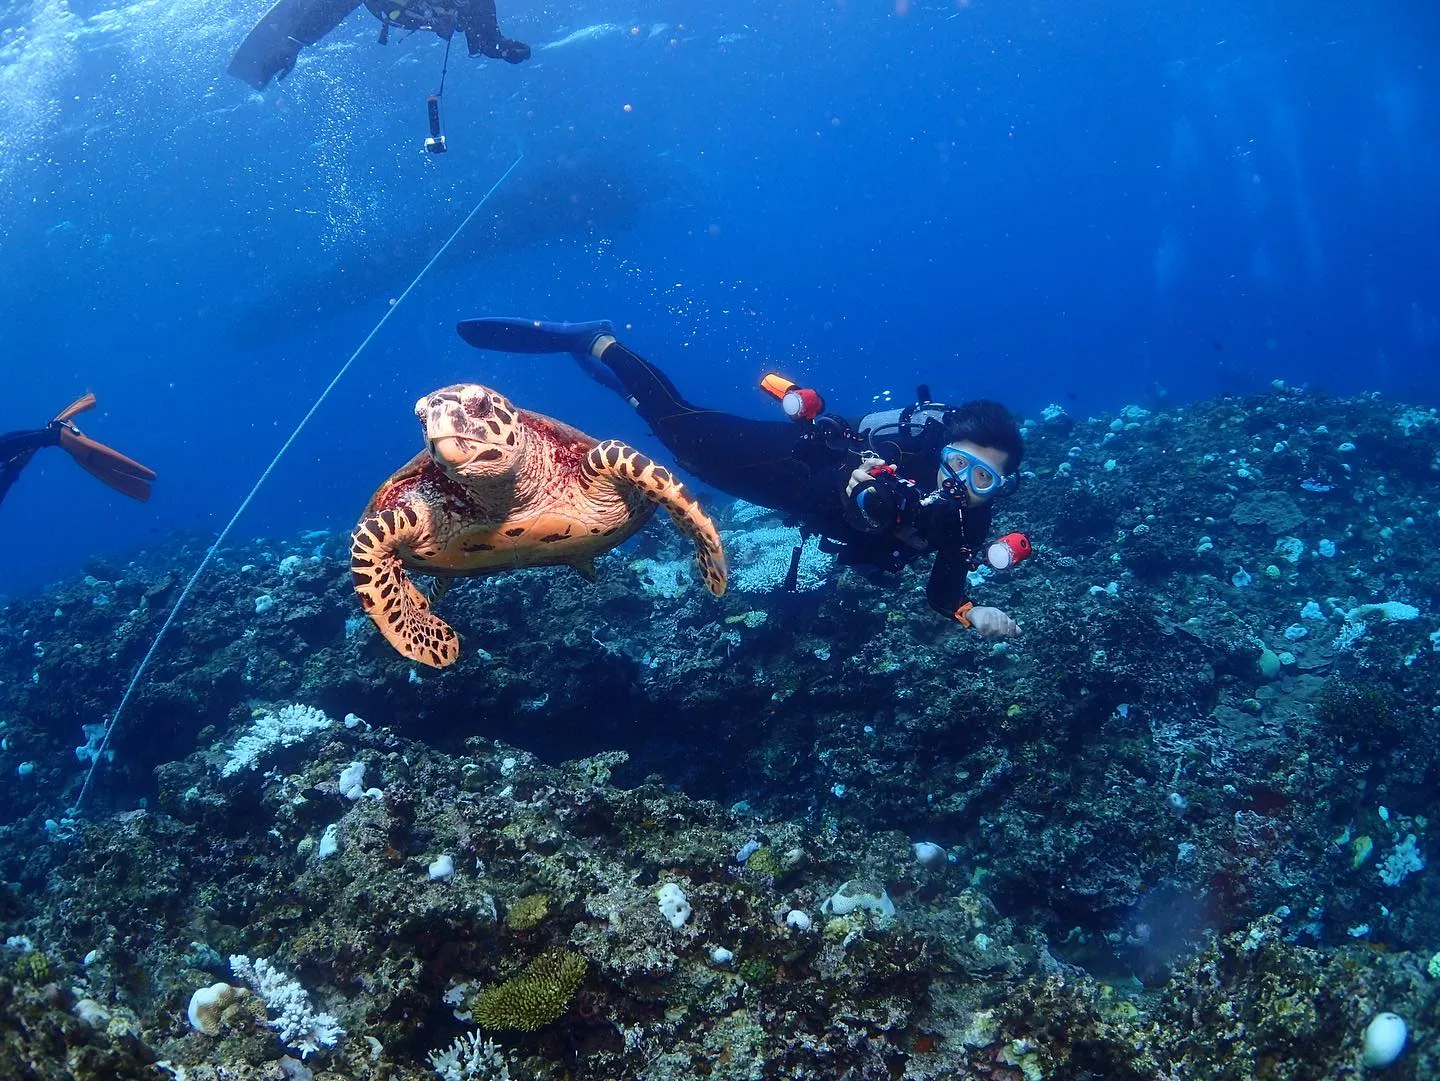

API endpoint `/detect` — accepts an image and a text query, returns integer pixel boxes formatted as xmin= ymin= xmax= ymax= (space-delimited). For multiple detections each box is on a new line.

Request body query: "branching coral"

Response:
xmin=471 ymin=948 xmax=587 ymax=1031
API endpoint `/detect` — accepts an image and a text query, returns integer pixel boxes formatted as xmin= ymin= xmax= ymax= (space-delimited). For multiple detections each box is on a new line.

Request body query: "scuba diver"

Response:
xmin=456 ymin=318 xmax=1028 ymax=639
xmin=228 ymin=0 xmax=530 ymax=91
xmin=1 ymin=395 xmax=157 ymax=508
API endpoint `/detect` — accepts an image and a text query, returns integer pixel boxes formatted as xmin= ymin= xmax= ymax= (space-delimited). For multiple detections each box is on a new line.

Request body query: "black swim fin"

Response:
xmin=457 ymin=318 xmax=613 ymax=356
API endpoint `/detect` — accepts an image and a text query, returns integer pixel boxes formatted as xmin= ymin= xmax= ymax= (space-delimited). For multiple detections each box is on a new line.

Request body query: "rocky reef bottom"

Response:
xmin=3 ymin=716 xmax=1437 ymax=1081
xmin=2 ymin=384 xmax=1440 ymax=1077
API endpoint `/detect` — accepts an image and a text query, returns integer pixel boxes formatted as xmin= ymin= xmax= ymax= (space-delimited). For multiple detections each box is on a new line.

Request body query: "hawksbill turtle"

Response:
xmin=351 ymin=382 xmax=728 ymax=667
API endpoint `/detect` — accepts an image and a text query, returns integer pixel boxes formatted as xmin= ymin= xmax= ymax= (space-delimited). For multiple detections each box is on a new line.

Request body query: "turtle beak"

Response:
xmin=418 ymin=386 xmax=508 ymax=474
xmin=422 ymin=395 xmax=470 ymax=450
xmin=428 ymin=432 xmax=479 ymax=470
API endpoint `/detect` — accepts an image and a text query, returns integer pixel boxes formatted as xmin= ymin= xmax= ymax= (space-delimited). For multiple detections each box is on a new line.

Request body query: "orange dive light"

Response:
xmin=760 ymin=374 xmax=825 ymax=421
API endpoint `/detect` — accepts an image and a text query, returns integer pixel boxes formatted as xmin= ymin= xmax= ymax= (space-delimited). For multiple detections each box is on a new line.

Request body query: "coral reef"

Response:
xmin=0 ymin=386 xmax=1437 ymax=1077
xmin=469 ymin=948 xmax=587 ymax=1032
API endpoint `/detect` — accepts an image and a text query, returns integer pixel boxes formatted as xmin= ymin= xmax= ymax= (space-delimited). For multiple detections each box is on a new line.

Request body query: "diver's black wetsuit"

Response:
xmin=592 ymin=340 xmax=992 ymax=617
xmin=0 ymin=426 xmax=60 ymax=506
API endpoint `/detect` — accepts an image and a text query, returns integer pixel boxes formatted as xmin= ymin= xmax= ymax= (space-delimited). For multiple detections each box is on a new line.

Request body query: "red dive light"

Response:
xmin=760 ymin=374 xmax=825 ymax=421
xmin=986 ymin=532 xmax=1032 ymax=570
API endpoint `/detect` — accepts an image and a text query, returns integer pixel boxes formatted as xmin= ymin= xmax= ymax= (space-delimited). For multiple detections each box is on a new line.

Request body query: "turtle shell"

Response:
xmin=364 ymin=407 xmax=655 ymax=578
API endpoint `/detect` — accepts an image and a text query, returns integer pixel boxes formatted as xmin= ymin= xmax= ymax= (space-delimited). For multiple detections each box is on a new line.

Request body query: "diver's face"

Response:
xmin=938 ymin=441 xmax=1012 ymax=506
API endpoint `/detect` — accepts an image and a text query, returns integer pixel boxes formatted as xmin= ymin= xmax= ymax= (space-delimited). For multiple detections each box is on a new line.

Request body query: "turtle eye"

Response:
xmin=463 ymin=392 xmax=492 ymax=419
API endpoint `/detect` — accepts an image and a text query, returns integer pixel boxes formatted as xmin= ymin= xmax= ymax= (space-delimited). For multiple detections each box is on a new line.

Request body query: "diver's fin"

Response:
xmin=57 ymin=428 xmax=157 ymax=503
xmin=53 ymin=393 xmax=97 ymax=425
xmin=457 ymin=318 xmax=614 ymax=355
xmin=570 ymin=558 xmax=598 ymax=583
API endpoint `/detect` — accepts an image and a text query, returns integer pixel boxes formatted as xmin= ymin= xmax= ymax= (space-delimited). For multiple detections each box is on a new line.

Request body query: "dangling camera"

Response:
xmin=424 ymin=94 xmax=447 ymax=154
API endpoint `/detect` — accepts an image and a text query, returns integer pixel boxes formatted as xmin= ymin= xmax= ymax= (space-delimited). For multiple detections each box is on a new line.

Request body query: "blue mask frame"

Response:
xmin=939 ymin=444 xmax=1015 ymax=501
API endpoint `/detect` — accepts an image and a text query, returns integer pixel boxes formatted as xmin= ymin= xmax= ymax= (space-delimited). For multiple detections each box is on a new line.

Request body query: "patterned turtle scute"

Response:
xmin=351 ymin=383 xmax=728 ymax=668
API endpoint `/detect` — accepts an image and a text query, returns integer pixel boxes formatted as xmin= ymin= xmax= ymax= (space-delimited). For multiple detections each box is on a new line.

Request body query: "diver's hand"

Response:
xmin=845 ymin=454 xmax=887 ymax=497
xmin=967 ymin=606 xmax=1018 ymax=639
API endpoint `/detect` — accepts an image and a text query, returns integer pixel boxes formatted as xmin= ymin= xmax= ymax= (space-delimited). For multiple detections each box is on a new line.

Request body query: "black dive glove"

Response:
xmin=845 ymin=466 xmax=919 ymax=533
xmin=495 ymin=36 xmax=530 ymax=61
xmin=467 ymin=32 xmax=530 ymax=61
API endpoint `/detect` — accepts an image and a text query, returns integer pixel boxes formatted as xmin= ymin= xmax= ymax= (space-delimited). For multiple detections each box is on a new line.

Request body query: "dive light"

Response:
xmin=760 ymin=374 xmax=825 ymax=422
xmin=986 ymin=532 xmax=1032 ymax=570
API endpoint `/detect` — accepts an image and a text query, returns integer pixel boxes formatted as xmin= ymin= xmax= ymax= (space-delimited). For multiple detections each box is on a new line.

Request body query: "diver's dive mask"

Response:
xmin=939 ymin=444 xmax=1016 ymax=502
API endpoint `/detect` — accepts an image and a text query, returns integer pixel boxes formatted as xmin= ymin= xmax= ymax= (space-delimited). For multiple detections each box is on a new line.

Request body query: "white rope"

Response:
xmin=71 ymin=152 xmax=524 ymax=813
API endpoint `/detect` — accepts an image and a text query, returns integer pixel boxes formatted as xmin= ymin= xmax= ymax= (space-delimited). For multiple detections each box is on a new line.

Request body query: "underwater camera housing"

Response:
xmin=425 ymin=95 xmax=447 ymax=154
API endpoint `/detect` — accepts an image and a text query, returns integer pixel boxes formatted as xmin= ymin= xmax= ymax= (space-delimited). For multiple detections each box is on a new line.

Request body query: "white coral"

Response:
xmin=427 ymin=1030 xmax=512 ymax=1081
xmin=229 ymin=954 xmax=345 ymax=1058
xmin=221 ymin=704 xmax=333 ymax=777
xmin=722 ymin=526 xmax=833 ymax=593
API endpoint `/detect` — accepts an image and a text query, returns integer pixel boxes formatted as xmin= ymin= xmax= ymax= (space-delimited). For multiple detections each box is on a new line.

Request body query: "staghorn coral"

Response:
xmin=503 ymin=892 xmax=550 ymax=932
xmin=471 ymin=948 xmax=587 ymax=1032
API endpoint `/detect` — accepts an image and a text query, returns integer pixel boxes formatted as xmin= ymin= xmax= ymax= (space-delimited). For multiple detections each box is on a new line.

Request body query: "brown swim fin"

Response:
xmin=55 ymin=399 xmax=158 ymax=502
xmin=53 ymin=393 xmax=97 ymax=426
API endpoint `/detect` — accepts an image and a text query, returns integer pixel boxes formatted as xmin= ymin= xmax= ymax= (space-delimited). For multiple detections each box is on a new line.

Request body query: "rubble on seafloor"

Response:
xmin=1 ymin=384 xmax=1439 ymax=1079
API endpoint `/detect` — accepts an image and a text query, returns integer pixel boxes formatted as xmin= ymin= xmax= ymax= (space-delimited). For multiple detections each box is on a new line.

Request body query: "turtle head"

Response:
xmin=415 ymin=383 xmax=525 ymax=481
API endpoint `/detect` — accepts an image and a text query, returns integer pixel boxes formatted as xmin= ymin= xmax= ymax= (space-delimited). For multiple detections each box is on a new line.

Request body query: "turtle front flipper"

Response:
xmin=350 ymin=505 xmax=461 ymax=668
xmin=583 ymin=440 xmax=728 ymax=596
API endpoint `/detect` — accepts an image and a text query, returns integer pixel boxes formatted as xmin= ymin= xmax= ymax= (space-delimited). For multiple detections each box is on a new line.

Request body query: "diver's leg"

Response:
xmin=227 ymin=0 xmax=361 ymax=88
xmin=584 ymin=335 xmax=691 ymax=419
xmin=455 ymin=316 xmax=828 ymax=513
xmin=0 ymin=460 xmax=22 ymax=506
xmin=0 ymin=428 xmax=59 ymax=461
xmin=0 ymin=429 xmax=55 ymax=507
xmin=463 ymin=0 xmax=499 ymax=53
xmin=460 ymin=0 xmax=529 ymax=60
xmin=587 ymin=338 xmax=822 ymax=514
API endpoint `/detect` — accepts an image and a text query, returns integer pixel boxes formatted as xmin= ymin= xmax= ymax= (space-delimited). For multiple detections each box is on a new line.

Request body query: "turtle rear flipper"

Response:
xmin=351 ymin=506 xmax=461 ymax=668
xmin=583 ymin=440 xmax=727 ymax=596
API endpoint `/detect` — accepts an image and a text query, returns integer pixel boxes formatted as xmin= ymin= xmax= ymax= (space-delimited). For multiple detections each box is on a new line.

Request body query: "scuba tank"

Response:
xmin=856 ymin=386 xmax=954 ymax=465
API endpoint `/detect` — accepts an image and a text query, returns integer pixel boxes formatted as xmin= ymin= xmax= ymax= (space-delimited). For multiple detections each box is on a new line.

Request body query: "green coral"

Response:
xmin=737 ymin=957 xmax=776 ymax=986
xmin=472 ymin=948 xmax=587 ymax=1031
xmin=505 ymin=892 xmax=550 ymax=931
xmin=10 ymin=951 xmax=51 ymax=984
xmin=823 ymin=916 xmax=857 ymax=940
xmin=743 ymin=846 xmax=782 ymax=879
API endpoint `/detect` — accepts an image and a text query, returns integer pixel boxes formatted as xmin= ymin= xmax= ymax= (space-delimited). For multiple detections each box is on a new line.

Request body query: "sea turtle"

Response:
xmin=351 ymin=382 xmax=728 ymax=668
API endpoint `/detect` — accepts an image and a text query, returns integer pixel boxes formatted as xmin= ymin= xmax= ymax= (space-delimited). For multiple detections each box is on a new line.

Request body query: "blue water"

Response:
xmin=1 ymin=0 xmax=1437 ymax=595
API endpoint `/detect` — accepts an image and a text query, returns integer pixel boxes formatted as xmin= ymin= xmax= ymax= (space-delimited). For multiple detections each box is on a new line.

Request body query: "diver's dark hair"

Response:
xmin=943 ymin=400 xmax=1024 ymax=469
